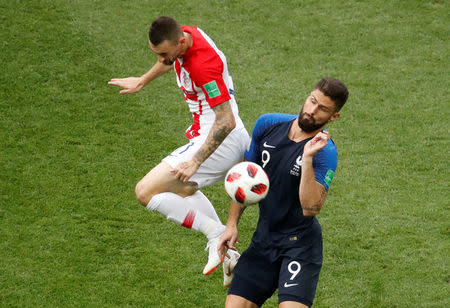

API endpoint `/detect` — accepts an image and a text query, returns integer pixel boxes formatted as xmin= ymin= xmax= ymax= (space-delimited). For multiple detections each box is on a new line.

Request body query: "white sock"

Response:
xmin=184 ymin=190 xmax=222 ymax=224
xmin=147 ymin=192 xmax=225 ymax=239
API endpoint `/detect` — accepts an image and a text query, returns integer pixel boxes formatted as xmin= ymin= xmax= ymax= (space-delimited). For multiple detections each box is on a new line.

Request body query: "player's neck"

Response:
xmin=288 ymin=121 xmax=324 ymax=142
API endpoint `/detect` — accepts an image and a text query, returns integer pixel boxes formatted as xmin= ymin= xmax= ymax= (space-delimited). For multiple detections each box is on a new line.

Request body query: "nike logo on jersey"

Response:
xmin=263 ymin=142 xmax=276 ymax=148
xmin=284 ymin=282 xmax=299 ymax=288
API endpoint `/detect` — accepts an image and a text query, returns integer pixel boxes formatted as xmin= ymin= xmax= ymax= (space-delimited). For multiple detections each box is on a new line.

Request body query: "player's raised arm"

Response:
xmin=108 ymin=61 xmax=172 ymax=94
xmin=299 ymin=130 xmax=330 ymax=216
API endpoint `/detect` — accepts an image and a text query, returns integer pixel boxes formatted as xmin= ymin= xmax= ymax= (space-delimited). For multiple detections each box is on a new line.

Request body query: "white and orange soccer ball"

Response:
xmin=224 ymin=162 xmax=270 ymax=205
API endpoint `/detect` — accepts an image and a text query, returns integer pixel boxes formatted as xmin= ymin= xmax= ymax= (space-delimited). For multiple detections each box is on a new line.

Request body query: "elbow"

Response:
xmin=302 ymin=209 xmax=319 ymax=217
xmin=221 ymin=116 xmax=235 ymax=138
xmin=214 ymin=101 xmax=236 ymax=135
xmin=216 ymin=113 xmax=235 ymax=136
xmin=227 ymin=115 xmax=236 ymax=133
xmin=300 ymin=190 xmax=325 ymax=217
xmin=301 ymin=202 xmax=322 ymax=217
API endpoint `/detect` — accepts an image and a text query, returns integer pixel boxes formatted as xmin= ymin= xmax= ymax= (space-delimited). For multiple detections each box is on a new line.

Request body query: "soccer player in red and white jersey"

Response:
xmin=108 ymin=16 xmax=248 ymax=286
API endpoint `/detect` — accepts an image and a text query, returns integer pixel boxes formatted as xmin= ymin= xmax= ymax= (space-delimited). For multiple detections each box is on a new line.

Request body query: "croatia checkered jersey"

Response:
xmin=175 ymin=26 xmax=244 ymax=139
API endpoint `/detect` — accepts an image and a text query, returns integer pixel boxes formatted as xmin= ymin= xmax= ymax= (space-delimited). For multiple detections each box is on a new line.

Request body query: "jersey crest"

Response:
xmin=290 ymin=155 xmax=303 ymax=177
xmin=182 ymin=69 xmax=190 ymax=89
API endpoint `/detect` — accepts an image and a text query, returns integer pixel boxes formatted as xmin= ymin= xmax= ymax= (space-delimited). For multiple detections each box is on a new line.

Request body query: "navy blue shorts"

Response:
xmin=228 ymin=226 xmax=322 ymax=307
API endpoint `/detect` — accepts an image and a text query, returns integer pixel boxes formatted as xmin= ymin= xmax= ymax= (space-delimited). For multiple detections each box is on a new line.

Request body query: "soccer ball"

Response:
xmin=224 ymin=162 xmax=270 ymax=205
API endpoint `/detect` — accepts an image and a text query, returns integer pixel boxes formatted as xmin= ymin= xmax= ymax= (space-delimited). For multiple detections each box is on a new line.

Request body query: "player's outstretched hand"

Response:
xmin=172 ymin=160 xmax=200 ymax=183
xmin=108 ymin=77 xmax=144 ymax=94
xmin=303 ymin=130 xmax=330 ymax=159
xmin=218 ymin=226 xmax=240 ymax=259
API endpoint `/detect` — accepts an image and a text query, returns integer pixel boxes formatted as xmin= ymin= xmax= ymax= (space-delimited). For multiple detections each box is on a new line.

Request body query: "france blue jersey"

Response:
xmin=244 ymin=113 xmax=338 ymax=248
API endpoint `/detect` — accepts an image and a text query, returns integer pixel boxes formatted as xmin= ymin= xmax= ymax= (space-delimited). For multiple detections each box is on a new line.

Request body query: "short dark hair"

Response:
xmin=315 ymin=78 xmax=349 ymax=111
xmin=148 ymin=16 xmax=182 ymax=46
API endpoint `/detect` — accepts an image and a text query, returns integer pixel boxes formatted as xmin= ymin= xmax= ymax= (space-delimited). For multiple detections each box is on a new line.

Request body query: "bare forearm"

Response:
xmin=226 ymin=201 xmax=246 ymax=228
xmin=140 ymin=61 xmax=172 ymax=86
xmin=218 ymin=200 xmax=245 ymax=252
xmin=299 ymin=157 xmax=327 ymax=216
xmin=192 ymin=101 xmax=236 ymax=165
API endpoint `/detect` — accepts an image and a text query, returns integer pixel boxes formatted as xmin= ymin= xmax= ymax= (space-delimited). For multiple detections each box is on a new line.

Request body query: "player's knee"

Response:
xmin=135 ymin=176 xmax=198 ymax=205
xmin=135 ymin=181 xmax=152 ymax=206
xmin=180 ymin=182 xmax=198 ymax=197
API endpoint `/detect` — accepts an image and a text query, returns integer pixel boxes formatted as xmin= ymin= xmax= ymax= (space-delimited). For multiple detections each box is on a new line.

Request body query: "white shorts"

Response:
xmin=162 ymin=127 xmax=250 ymax=188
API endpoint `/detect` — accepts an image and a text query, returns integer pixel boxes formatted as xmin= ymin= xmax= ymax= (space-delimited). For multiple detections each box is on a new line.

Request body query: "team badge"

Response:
xmin=182 ymin=70 xmax=190 ymax=88
xmin=324 ymin=169 xmax=335 ymax=186
xmin=203 ymin=80 xmax=221 ymax=98
xmin=289 ymin=155 xmax=302 ymax=176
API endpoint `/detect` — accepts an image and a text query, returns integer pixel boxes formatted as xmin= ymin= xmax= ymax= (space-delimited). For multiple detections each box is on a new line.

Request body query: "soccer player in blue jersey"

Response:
xmin=218 ymin=78 xmax=349 ymax=307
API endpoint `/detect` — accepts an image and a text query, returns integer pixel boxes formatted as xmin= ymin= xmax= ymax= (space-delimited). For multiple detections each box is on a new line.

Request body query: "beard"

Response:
xmin=163 ymin=58 xmax=175 ymax=65
xmin=297 ymin=108 xmax=328 ymax=132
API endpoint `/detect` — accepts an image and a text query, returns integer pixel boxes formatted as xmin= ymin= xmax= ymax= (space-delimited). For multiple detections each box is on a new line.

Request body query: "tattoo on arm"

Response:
xmin=193 ymin=102 xmax=235 ymax=164
xmin=301 ymin=184 xmax=327 ymax=213
xmin=301 ymin=205 xmax=321 ymax=212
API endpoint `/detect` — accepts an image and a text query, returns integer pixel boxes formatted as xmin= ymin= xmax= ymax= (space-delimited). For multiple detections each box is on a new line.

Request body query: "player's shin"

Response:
xmin=146 ymin=192 xmax=224 ymax=238
xmin=146 ymin=192 xmax=225 ymax=274
xmin=184 ymin=190 xmax=222 ymax=223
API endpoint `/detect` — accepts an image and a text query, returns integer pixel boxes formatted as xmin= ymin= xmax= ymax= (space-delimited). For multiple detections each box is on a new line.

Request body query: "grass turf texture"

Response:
xmin=1 ymin=0 xmax=449 ymax=306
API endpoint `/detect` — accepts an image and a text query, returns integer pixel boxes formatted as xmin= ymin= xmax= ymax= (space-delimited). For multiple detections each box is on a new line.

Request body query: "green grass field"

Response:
xmin=1 ymin=0 xmax=449 ymax=307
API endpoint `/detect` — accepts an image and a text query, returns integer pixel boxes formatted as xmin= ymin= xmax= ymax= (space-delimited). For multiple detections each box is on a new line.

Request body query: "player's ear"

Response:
xmin=329 ymin=112 xmax=340 ymax=123
xmin=178 ymin=35 xmax=186 ymax=46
